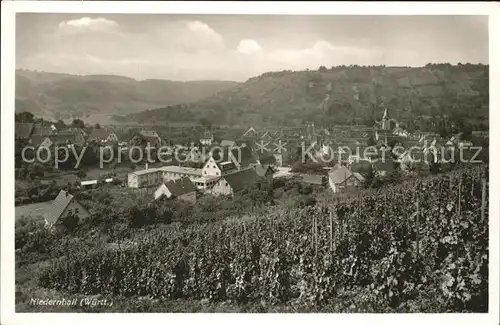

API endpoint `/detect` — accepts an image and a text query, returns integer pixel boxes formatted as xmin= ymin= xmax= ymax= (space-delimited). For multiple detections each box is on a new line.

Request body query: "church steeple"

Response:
xmin=381 ymin=107 xmax=390 ymax=130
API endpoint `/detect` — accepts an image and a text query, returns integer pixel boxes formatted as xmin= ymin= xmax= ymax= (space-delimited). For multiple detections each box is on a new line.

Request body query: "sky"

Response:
xmin=16 ymin=14 xmax=489 ymax=82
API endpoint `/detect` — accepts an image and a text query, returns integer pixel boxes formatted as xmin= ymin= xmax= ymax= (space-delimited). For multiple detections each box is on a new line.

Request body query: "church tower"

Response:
xmin=381 ymin=107 xmax=390 ymax=131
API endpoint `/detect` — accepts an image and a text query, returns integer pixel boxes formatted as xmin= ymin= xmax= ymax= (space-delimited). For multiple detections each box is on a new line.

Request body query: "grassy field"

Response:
xmin=15 ymin=201 xmax=53 ymax=220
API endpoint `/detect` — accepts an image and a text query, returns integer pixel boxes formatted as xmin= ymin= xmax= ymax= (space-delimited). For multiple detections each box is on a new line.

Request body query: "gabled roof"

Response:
xmin=243 ymin=127 xmax=258 ymax=138
xmin=164 ymin=177 xmax=197 ymax=197
xmin=352 ymin=172 xmax=366 ymax=182
xmin=228 ymin=146 xmax=257 ymax=168
xmin=302 ymin=174 xmax=325 ymax=185
xmin=15 ymin=123 xmax=34 ymax=139
xmin=45 ymin=190 xmax=74 ymax=225
xmin=254 ymin=164 xmax=273 ymax=178
xmin=328 ymin=165 xmax=352 ymax=184
xmin=223 ymin=168 xmax=258 ymax=192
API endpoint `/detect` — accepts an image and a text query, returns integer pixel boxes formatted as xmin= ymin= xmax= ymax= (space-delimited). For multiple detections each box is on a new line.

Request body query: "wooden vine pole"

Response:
xmin=438 ymin=177 xmax=442 ymax=211
xmin=471 ymin=172 xmax=475 ymax=197
xmin=340 ymin=210 xmax=343 ymax=244
xmin=315 ymin=212 xmax=318 ymax=260
xmin=481 ymin=178 xmax=487 ymax=222
xmin=416 ymin=193 xmax=420 ymax=257
xmin=311 ymin=214 xmax=315 ymax=251
xmin=329 ymin=210 xmax=333 ymax=253
xmin=458 ymin=176 xmax=462 ymax=218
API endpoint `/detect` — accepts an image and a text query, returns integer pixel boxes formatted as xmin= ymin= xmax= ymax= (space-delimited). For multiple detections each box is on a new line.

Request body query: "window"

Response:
xmin=75 ymin=208 xmax=80 ymax=215
xmin=216 ymin=172 xmax=219 ymax=176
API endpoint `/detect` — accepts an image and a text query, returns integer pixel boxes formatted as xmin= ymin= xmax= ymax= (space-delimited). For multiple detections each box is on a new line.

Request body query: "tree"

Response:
xmin=362 ymin=164 xmax=376 ymax=188
xmin=367 ymin=136 xmax=377 ymax=147
xmin=95 ymin=123 xmax=101 ymax=129
xmin=318 ymin=65 xmax=328 ymax=73
xmin=76 ymin=170 xmax=87 ymax=179
xmin=199 ymin=117 xmax=212 ymax=130
xmin=28 ymin=162 xmax=45 ymax=179
xmin=54 ymin=120 xmax=66 ymax=130
xmin=61 ymin=210 xmax=79 ymax=233
xmin=71 ymin=119 xmax=85 ymax=129
xmin=15 ymin=112 xmax=34 ymax=123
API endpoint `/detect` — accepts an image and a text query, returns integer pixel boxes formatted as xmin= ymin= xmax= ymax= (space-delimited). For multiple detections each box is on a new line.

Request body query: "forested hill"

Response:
xmin=15 ymin=69 xmax=240 ymax=123
xmin=117 ymin=64 xmax=489 ymax=129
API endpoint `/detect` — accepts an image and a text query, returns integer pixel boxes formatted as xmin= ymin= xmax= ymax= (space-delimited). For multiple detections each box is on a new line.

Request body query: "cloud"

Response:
xmin=186 ymin=21 xmax=223 ymax=44
xmin=58 ymin=17 xmax=120 ymax=34
xmin=266 ymin=40 xmax=383 ymax=70
xmin=237 ymin=40 xmax=263 ymax=55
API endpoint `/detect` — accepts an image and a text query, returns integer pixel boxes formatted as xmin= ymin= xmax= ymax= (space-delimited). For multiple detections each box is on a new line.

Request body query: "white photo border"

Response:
xmin=1 ymin=1 xmax=499 ymax=325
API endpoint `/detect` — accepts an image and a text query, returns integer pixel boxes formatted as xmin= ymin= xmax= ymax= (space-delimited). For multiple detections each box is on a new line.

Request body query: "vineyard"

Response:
xmin=38 ymin=166 xmax=489 ymax=312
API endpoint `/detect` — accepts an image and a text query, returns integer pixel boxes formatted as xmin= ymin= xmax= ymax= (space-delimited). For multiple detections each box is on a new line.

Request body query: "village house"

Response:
xmin=127 ymin=145 xmax=259 ymax=191
xmin=128 ymin=164 xmax=218 ymax=191
xmin=128 ymin=168 xmax=164 ymax=188
xmin=210 ymin=168 xmax=258 ymax=197
xmin=328 ymin=165 xmax=365 ymax=193
xmin=87 ymin=128 xmax=119 ymax=144
xmin=154 ymin=177 xmax=197 ymax=203
xmin=44 ymin=190 xmax=90 ymax=228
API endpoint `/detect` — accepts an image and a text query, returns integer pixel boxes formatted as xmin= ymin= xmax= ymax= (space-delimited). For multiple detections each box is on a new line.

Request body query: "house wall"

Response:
xmin=273 ymin=154 xmax=283 ymax=167
xmin=128 ymin=171 xmax=163 ymax=188
xmin=211 ymin=179 xmax=234 ymax=197
xmin=203 ymin=157 xmax=222 ymax=177
xmin=162 ymin=171 xmax=200 ymax=184
xmin=329 ymin=175 xmax=361 ymax=194
xmin=200 ymin=139 xmax=213 ymax=146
